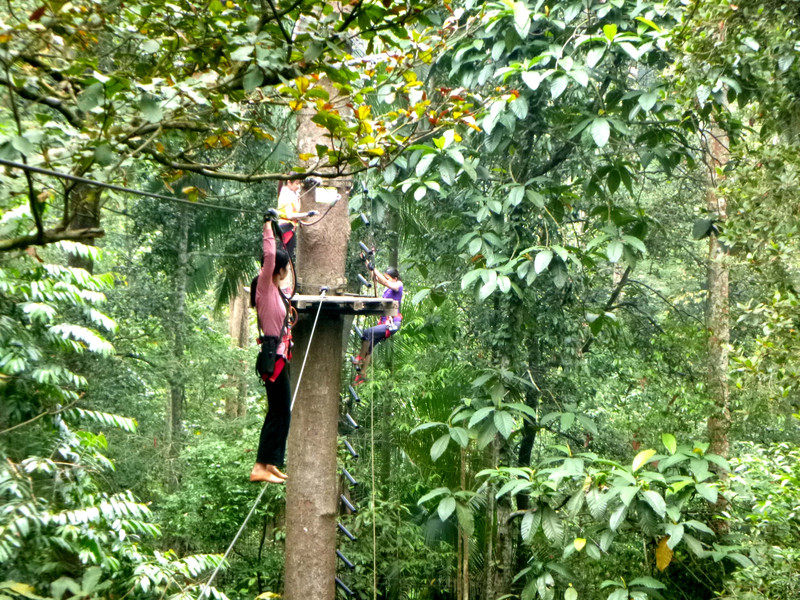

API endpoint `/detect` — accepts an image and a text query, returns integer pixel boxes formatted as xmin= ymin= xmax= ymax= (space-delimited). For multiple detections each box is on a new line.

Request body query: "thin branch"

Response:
xmin=581 ymin=266 xmax=632 ymax=354
xmin=0 ymin=400 xmax=79 ymax=435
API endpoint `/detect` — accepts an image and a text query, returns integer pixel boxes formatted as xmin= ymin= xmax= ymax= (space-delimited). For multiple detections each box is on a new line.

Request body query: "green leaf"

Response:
xmin=243 ymin=66 xmax=264 ymax=93
xmin=665 ymin=523 xmax=684 ymax=549
xmin=565 ymin=587 xmax=578 ymax=600
xmin=695 ymin=483 xmax=718 ymax=504
xmin=411 ymin=288 xmax=431 ymax=305
xmin=619 ymin=485 xmax=638 ymax=507
xmin=606 ymin=240 xmax=623 ymax=263
xmin=603 ymin=23 xmax=617 ymax=40
xmin=139 ymin=95 xmax=162 ymax=123
xmin=455 ymin=502 xmax=474 ymax=535
xmin=416 ymin=153 xmax=435 ymax=177
xmin=513 ymin=1 xmax=531 ymax=38
xmin=661 ymin=433 xmax=677 ymax=455
xmin=510 ymin=97 xmax=529 ymax=120
xmin=142 ymin=39 xmax=160 ymax=54
xmin=586 ymin=46 xmax=605 ymax=68
xmin=638 ymin=91 xmax=658 ymax=111
xmin=609 ymin=504 xmax=627 ymax=531
xmin=469 ymin=406 xmax=494 ymax=428
xmin=418 ymin=488 xmax=450 ymax=505
xmin=521 ymin=71 xmax=542 ymax=91
xmin=11 ymin=136 xmax=34 ymax=157
xmin=628 ymin=576 xmax=666 ymax=590
xmin=494 ymin=410 xmax=514 ymax=439
xmin=590 ymin=118 xmax=610 ymax=148
xmin=550 ymin=76 xmax=568 ymax=99
xmin=449 ymin=427 xmax=470 ymax=447
xmin=94 ymin=144 xmax=113 ymax=166
xmin=541 ymin=505 xmax=564 ymax=545
xmin=534 ymin=250 xmax=553 ymax=274
xmin=621 ymin=235 xmax=647 ymax=254
xmin=641 ymin=490 xmax=666 ymax=518
xmin=521 ymin=510 xmax=540 ymax=541
xmin=430 ymin=434 xmax=450 ymax=462
xmin=231 ymin=45 xmax=255 ymax=61
xmin=632 ymin=449 xmax=657 ymax=472
xmin=438 ymin=496 xmax=456 ymax=521
xmin=77 ymin=82 xmax=105 ymax=112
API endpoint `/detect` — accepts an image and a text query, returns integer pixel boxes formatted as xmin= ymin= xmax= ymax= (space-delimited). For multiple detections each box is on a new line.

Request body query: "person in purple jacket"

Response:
xmin=354 ymin=266 xmax=402 ymax=383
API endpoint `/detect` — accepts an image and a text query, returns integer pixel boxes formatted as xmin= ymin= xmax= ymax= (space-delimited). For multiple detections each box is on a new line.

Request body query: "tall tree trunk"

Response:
xmin=284 ymin=78 xmax=352 ymax=600
xmin=227 ymin=285 xmax=249 ymax=418
xmin=704 ymin=122 xmax=730 ymax=530
xmin=166 ymin=208 xmax=190 ymax=467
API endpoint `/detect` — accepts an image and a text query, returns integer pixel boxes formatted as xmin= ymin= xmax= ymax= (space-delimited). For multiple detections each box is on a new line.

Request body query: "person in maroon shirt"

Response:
xmin=250 ymin=220 xmax=292 ymax=484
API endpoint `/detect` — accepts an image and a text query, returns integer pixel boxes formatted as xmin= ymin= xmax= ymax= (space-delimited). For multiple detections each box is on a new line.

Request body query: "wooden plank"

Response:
xmin=290 ymin=294 xmax=397 ymax=316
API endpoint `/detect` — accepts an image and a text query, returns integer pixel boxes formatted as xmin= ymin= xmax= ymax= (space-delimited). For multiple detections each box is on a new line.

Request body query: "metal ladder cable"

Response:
xmin=290 ymin=288 xmax=328 ymax=412
xmin=197 ymin=483 xmax=269 ymax=600
xmin=370 ymin=359 xmax=377 ymax=600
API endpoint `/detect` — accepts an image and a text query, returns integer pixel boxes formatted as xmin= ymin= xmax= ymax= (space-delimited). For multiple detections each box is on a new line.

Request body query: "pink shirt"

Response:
xmin=255 ymin=225 xmax=288 ymax=355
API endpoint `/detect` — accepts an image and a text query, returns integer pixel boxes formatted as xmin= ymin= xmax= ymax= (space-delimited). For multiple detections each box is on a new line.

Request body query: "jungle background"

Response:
xmin=1 ymin=1 xmax=799 ymax=599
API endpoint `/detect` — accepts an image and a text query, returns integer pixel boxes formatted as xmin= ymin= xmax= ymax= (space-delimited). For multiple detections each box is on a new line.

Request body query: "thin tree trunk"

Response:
xmin=484 ymin=440 xmax=497 ymax=600
xmin=167 ymin=208 xmax=190 ymax=465
xmin=460 ymin=446 xmax=469 ymax=600
xmin=488 ymin=437 xmax=514 ymax=599
xmin=227 ymin=285 xmax=249 ymax=418
xmin=66 ymin=185 xmax=101 ymax=272
xmin=703 ymin=122 xmax=730 ymax=531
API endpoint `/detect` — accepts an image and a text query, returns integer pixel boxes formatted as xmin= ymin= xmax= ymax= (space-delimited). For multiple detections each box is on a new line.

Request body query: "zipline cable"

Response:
xmin=0 ymin=157 xmax=325 ymax=217
xmin=197 ymin=483 xmax=269 ymax=600
xmin=289 ymin=287 xmax=328 ymax=413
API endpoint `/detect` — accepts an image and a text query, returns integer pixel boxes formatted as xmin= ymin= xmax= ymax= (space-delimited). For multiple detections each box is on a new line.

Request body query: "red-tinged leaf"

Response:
xmin=30 ymin=6 xmax=46 ymax=21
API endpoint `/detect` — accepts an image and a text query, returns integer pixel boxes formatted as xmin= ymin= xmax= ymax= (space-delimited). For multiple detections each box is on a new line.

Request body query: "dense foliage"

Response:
xmin=2 ymin=0 xmax=799 ymax=599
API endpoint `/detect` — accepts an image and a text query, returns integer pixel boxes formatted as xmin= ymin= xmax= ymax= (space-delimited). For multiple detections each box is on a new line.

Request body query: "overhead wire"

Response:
xmin=0 ymin=157 xmax=266 ymax=215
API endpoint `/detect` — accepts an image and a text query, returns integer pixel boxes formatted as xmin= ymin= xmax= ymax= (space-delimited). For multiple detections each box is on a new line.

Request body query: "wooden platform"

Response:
xmin=291 ymin=294 xmax=398 ymax=316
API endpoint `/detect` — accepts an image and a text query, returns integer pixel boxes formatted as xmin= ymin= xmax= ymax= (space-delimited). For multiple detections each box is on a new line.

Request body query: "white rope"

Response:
xmin=290 ymin=288 xmax=328 ymax=412
xmin=197 ymin=483 xmax=269 ymax=600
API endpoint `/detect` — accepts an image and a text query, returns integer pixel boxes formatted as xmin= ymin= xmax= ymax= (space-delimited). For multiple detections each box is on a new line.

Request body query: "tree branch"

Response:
xmin=0 ymin=76 xmax=82 ymax=128
xmin=581 ymin=266 xmax=632 ymax=354
xmin=0 ymin=228 xmax=105 ymax=253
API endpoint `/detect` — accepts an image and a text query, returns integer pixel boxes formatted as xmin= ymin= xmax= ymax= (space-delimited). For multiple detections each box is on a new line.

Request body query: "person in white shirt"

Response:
xmin=277 ymin=180 xmax=316 ymax=259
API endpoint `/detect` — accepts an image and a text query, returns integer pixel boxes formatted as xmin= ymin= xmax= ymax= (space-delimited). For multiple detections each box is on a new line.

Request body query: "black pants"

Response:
xmin=361 ymin=323 xmax=398 ymax=355
xmin=257 ymin=364 xmax=291 ymax=466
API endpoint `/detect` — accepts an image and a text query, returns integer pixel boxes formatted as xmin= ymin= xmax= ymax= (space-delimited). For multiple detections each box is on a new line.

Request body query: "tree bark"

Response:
xmin=227 ymin=285 xmax=250 ymax=418
xmin=66 ymin=185 xmax=101 ymax=272
xmin=703 ymin=122 xmax=730 ymax=531
xmin=166 ymin=208 xmax=190 ymax=465
xmin=284 ymin=77 xmax=352 ymax=600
